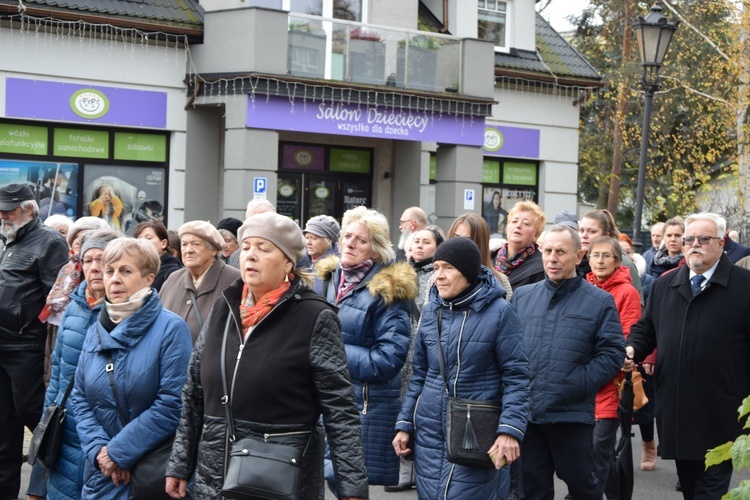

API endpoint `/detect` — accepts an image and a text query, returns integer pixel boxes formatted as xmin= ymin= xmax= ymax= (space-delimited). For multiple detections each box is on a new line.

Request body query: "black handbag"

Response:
xmin=106 ymin=354 xmax=176 ymax=500
xmin=28 ymin=373 xmax=75 ymax=467
xmin=435 ymin=309 xmax=501 ymax=469
xmin=218 ymin=314 xmax=311 ymax=500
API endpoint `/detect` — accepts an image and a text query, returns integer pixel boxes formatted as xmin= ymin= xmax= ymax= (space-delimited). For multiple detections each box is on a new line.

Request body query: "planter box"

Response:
xmin=396 ymin=45 xmax=438 ymax=91
xmin=349 ymin=38 xmax=386 ymax=85
xmin=288 ymin=30 xmax=326 ymax=78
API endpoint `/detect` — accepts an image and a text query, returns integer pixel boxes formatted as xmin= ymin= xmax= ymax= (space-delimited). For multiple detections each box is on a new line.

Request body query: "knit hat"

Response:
xmin=216 ymin=217 xmax=243 ymax=238
xmin=79 ymin=230 xmax=121 ymax=258
xmin=237 ymin=212 xmax=306 ymax=263
xmin=0 ymin=183 xmax=34 ymax=211
xmin=434 ymin=238 xmax=482 ymax=286
xmin=67 ymin=216 xmax=110 ymax=246
xmin=303 ymin=215 xmax=341 ymax=243
xmin=179 ymin=220 xmax=226 ymax=251
xmin=553 ymin=210 xmax=579 ymax=230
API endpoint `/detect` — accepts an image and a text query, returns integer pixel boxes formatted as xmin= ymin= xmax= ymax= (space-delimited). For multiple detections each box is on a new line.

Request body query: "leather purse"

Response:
xmin=106 ymin=354 xmax=176 ymax=500
xmin=218 ymin=314 xmax=311 ymax=500
xmin=28 ymin=372 xmax=76 ymax=467
xmin=435 ymin=310 xmax=501 ymax=469
xmin=617 ymin=370 xmax=649 ymax=411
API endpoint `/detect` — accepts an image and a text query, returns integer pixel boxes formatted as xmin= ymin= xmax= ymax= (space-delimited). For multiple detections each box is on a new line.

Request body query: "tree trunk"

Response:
xmin=606 ymin=0 xmax=633 ymax=217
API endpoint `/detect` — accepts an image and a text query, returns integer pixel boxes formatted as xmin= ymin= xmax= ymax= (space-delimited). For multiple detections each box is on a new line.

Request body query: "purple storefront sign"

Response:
xmin=483 ymin=125 xmax=540 ymax=159
xmin=5 ymin=78 xmax=167 ymax=129
xmin=246 ymin=96 xmax=484 ymax=146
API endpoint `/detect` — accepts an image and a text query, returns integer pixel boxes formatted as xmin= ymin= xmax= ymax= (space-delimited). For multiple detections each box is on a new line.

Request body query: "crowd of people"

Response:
xmin=1 ymin=178 xmax=748 ymax=500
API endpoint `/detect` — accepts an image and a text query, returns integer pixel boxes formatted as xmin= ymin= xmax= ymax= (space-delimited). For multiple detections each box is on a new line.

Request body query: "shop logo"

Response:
xmin=294 ymin=150 xmax=313 ymax=167
xmin=484 ymin=128 xmax=504 ymax=152
xmin=279 ymin=184 xmax=295 ymax=197
xmin=314 ymin=186 xmax=329 ymax=199
xmin=70 ymin=89 xmax=110 ymax=119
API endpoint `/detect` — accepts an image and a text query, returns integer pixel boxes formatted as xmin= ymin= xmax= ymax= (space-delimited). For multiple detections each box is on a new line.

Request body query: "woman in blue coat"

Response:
xmin=318 ymin=206 xmax=418 ymax=487
xmin=71 ymin=238 xmax=192 ymax=499
xmin=41 ymin=230 xmax=120 ymax=499
xmin=393 ymin=238 xmax=530 ymax=499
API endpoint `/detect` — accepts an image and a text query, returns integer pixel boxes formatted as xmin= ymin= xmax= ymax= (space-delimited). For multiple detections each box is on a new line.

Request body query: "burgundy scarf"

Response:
xmin=336 ymin=259 xmax=375 ymax=303
xmin=494 ymin=243 xmax=538 ymax=276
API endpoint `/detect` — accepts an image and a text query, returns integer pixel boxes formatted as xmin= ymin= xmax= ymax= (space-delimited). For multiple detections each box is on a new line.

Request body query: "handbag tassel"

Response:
xmin=462 ymin=407 xmax=479 ymax=450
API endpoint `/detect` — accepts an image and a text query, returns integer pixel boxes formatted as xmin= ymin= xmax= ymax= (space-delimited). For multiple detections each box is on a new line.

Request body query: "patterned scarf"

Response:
xmin=38 ymin=253 xmax=83 ymax=324
xmin=336 ymin=258 xmax=375 ymax=303
xmin=239 ymin=276 xmax=292 ymax=330
xmin=494 ymin=243 xmax=538 ymax=276
xmin=653 ymin=246 xmax=683 ymax=267
xmin=85 ymin=286 xmax=105 ymax=309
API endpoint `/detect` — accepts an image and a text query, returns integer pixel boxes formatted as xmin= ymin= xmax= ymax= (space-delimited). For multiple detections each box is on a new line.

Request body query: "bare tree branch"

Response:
xmin=662 ymin=0 xmax=731 ymax=61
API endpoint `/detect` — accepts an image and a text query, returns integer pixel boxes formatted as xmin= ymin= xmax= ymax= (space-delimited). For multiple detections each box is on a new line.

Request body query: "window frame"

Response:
xmin=477 ymin=0 xmax=510 ymax=53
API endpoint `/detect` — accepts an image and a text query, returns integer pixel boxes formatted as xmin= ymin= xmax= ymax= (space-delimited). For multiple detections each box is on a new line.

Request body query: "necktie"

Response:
xmin=691 ymin=275 xmax=705 ymax=296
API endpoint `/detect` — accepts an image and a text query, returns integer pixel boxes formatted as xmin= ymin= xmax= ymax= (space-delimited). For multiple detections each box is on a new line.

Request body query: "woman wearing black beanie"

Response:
xmin=393 ymin=237 xmax=531 ymax=499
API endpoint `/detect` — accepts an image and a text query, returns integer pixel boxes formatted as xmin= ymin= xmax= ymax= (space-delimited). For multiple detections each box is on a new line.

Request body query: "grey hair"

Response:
xmin=545 ymin=224 xmax=582 ymax=252
xmin=217 ymin=228 xmax=237 ymax=244
xmin=44 ymin=214 xmax=73 ymax=231
xmin=20 ymin=199 xmax=39 ymax=217
xmin=685 ymin=213 xmax=726 ymax=238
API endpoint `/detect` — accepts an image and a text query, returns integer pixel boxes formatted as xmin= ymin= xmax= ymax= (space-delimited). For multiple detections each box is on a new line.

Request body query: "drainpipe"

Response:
xmin=441 ymin=0 xmax=449 ymax=33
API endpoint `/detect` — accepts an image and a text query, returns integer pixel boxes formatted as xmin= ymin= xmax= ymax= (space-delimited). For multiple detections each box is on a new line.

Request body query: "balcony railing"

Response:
xmin=287 ymin=14 xmax=462 ymax=93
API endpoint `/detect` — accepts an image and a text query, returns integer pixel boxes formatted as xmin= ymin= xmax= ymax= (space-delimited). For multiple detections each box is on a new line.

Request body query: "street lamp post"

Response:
xmin=631 ymin=4 xmax=679 ymax=251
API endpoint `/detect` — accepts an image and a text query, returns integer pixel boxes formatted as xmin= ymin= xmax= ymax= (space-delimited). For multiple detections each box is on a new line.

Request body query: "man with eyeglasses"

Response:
xmin=395 ymin=207 xmax=427 ymax=262
xmin=0 ymin=183 xmax=68 ymax=499
xmin=625 ymin=212 xmax=750 ymax=500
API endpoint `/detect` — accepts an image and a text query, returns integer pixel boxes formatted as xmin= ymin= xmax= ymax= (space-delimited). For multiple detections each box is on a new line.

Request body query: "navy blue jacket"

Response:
xmin=71 ymin=291 xmax=192 ymax=499
xmin=44 ymin=282 xmax=101 ymax=500
xmin=396 ymin=267 xmax=530 ymax=499
xmin=510 ymin=273 xmax=625 ymax=424
xmin=319 ymin=256 xmax=417 ymax=485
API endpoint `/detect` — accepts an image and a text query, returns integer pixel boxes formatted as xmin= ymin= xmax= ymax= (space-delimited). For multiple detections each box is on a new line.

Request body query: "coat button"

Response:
xmin=186 ymin=299 xmax=192 ymax=306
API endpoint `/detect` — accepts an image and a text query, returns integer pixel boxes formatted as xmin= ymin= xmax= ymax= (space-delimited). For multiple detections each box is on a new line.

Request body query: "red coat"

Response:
xmin=587 ymin=265 xmax=642 ymax=419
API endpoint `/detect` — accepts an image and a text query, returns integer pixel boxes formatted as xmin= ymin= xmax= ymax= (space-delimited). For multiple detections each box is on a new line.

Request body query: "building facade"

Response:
xmin=0 ymin=0 xmax=600 ymax=240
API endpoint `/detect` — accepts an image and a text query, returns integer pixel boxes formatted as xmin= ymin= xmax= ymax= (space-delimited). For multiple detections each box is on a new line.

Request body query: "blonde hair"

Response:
xmin=340 ymin=206 xmax=395 ymax=264
xmin=507 ymin=201 xmax=546 ymax=236
xmin=103 ymin=237 xmax=161 ymax=277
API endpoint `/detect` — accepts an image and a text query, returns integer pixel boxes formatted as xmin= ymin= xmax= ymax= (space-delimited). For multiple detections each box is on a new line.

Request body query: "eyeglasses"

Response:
xmin=682 ymin=236 xmax=722 ymax=246
xmin=589 ymin=252 xmax=615 ymax=260
xmin=399 ymin=219 xmax=413 ymax=225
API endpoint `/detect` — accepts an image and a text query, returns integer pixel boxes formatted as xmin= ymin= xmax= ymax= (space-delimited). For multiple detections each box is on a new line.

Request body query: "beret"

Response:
xmin=179 ymin=220 xmax=226 ymax=251
xmin=238 ymin=212 xmax=306 ymax=263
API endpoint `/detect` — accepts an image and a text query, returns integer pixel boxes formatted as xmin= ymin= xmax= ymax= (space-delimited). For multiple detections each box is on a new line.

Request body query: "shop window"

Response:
xmin=287 ymin=0 xmax=363 ymax=21
xmin=478 ymin=0 xmax=508 ymax=49
xmin=481 ymin=158 xmax=538 ymax=236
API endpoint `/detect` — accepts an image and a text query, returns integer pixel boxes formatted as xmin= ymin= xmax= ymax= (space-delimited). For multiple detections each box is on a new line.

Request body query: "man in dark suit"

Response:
xmin=626 ymin=212 xmax=750 ymax=500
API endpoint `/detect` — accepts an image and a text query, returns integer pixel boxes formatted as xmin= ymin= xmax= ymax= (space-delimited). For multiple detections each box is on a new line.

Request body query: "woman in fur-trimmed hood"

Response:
xmin=316 ymin=206 xmax=418 ymax=488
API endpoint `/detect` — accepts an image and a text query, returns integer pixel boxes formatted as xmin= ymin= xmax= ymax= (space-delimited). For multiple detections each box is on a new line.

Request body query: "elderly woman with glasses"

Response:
xmin=71 ymin=238 xmax=192 ymax=499
xmin=585 ymin=236 xmax=641 ymax=496
xmin=160 ymin=221 xmax=240 ymax=342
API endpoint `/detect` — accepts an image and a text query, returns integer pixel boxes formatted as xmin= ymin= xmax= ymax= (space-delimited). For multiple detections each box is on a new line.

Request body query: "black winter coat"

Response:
xmin=166 ymin=278 xmax=368 ymax=499
xmin=628 ymin=255 xmax=750 ymax=460
xmin=153 ymin=251 xmax=182 ymax=291
xmin=0 ymin=217 xmax=69 ymax=349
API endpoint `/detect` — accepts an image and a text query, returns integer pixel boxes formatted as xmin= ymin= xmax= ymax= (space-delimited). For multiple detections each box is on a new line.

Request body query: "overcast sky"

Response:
xmin=536 ymin=0 xmax=590 ymax=32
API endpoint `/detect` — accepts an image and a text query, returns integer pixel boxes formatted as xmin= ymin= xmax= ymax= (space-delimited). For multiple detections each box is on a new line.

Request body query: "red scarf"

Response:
xmin=239 ymin=277 xmax=292 ymax=330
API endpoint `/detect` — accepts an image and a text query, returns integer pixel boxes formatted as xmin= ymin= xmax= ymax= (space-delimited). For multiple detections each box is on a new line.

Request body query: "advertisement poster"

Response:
xmin=0 ymin=159 xmax=79 ymax=221
xmin=482 ymin=187 xmax=508 ymax=235
xmin=82 ymin=165 xmax=166 ymax=235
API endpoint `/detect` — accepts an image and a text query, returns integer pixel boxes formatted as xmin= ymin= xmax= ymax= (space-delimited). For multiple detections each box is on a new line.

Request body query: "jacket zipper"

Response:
xmin=413 ymin=395 xmax=421 ymax=432
xmin=362 ymin=381 xmax=369 ymax=415
xmin=452 ymin=311 xmax=469 ymax=397
xmin=262 ymin=430 xmax=309 ymax=442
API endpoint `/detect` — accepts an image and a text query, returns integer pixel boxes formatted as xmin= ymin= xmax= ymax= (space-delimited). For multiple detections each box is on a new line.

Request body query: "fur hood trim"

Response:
xmin=314 ymin=256 xmax=418 ymax=305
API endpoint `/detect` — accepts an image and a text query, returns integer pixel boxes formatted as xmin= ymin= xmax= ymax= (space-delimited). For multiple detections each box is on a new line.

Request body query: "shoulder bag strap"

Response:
xmin=220 ymin=313 xmax=235 ymax=442
xmin=434 ymin=308 xmax=449 ymax=394
xmin=188 ymin=289 xmax=204 ymax=330
xmin=58 ymin=369 xmax=77 ymax=407
xmin=106 ymin=353 xmax=128 ymax=427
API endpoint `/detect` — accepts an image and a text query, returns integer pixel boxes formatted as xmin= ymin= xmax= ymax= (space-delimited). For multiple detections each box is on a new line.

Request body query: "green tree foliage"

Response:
xmin=571 ymin=1 xmax=739 ymax=229
xmin=705 ymin=395 xmax=750 ymax=499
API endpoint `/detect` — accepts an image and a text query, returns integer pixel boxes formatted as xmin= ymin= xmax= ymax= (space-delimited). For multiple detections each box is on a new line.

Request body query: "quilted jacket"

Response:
xmin=510 ymin=273 xmax=625 ymax=425
xmin=71 ymin=291 xmax=192 ymax=500
xmin=318 ymin=256 xmax=418 ymax=485
xmin=43 ymin=281 xmax=101 ymax=500
xmin=395 ymin=267 xmax=530 ymax=499
xmin=165 ymin=278 xmax=368 ymax=500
